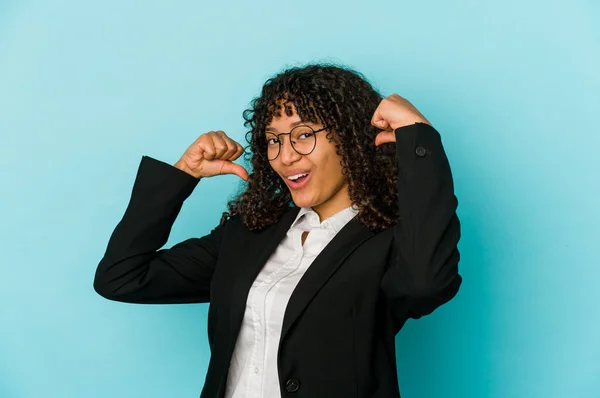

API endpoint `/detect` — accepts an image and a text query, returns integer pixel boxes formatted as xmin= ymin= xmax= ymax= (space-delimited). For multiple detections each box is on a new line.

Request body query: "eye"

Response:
xmin=266 ymin=137 xmax=280 ymax=145
xmin=292 ymin=126 xmax=315 ymax=140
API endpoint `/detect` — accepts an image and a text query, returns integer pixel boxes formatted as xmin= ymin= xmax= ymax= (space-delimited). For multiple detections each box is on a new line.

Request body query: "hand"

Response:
xmin=372 ymin=94 xmax=431 ymax=146
xmin=174 ymin=130 xmax=249 ymax=180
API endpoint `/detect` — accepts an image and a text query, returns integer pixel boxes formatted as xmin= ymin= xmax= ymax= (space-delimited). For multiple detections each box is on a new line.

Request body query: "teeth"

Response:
xmin=287 ymin=173 xmax=308 ymax=181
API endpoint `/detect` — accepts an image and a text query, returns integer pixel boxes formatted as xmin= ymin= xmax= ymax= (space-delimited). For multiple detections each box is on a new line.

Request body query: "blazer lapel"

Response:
xmin=280 ymin=217 xmax=374 ymax=341
xmin=227 ymin=207 xmax=374 ymax=346
xmin=228 ymin=206 xmax=300 ymax=338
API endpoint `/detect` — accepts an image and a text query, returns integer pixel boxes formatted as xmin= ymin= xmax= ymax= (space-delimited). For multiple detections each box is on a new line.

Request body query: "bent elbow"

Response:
xmin=407 ymin=274 xmax=462 ymax=318
xmin=93 ymin=275 xmax=116 ymax=300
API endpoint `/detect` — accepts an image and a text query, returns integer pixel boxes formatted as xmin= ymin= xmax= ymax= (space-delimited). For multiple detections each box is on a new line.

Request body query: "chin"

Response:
xmin=291 ymin=200 xmax=310 ymax=208
xmin=290 ymin=194 xmax=315 ymax=209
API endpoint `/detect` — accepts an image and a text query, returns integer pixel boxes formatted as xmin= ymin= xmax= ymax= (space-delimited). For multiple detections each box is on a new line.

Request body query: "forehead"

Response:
xmin=265 ymin=100 xmax=321 ymax=133
xmin=266 ymin=115 xmax=317 ymax=134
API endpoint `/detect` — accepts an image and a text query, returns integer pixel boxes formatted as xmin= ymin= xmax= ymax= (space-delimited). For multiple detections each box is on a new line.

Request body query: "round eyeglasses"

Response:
xmin=265 ymin=125 xmax=328 ymax=161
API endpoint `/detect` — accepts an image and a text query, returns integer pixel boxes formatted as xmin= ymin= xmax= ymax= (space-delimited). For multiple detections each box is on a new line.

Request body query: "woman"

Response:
xmin=94 ymin=64 xmax=462 ymax=398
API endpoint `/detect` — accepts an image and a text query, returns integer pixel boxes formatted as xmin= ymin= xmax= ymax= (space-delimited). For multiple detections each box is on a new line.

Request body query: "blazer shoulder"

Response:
xmin=219 ymin=211 xmax=245 ymax=229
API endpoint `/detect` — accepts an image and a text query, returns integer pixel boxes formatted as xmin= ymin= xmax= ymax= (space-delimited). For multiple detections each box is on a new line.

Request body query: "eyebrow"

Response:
xmin=265 ymin=120 xmax=311 ymax=133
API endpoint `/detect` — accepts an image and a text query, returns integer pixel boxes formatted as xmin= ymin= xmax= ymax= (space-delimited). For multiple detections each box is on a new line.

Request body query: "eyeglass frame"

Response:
xmin=264 ymin=125 xmax=329 ymax=160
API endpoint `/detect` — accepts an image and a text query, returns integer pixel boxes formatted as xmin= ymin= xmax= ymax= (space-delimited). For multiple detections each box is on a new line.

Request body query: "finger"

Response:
xmin=211 ymin=131 xmax=230 ymax=159
xmin=215 ymin=131 xmax=239 ymax=159
xmin=198 ymin=141 xmax=216 ymax=160
xmin=228 ymin=142 xmax=245 ymax=161
xmin=371 ymin=116 xmax=391 ymax=130
xmin=219 ymin=160 xmax=249 ymax=181
xmin=223 ymin=135 xmax=243 ymax=160
xmin=371 ymin=111 xmax=391 ymax=130
xmin=374 ymin=131 xmax=396 ymax=146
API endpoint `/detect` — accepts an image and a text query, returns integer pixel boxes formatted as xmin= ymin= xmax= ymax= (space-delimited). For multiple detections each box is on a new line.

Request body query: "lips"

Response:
xmin=285 ymin=172 xmax=311 ymax=190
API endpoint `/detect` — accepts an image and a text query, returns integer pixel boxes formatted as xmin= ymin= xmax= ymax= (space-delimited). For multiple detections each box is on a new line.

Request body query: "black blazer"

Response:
xmin=94 ymin=122 xmax=462 ymax=398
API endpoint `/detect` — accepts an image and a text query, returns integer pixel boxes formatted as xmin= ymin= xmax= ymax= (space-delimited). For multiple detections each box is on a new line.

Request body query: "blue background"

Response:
xmin=1 ymin=1 xmax=599 ymax=397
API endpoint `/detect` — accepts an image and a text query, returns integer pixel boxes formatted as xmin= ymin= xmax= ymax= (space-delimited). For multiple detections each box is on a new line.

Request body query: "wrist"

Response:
xmin=174 ymin=160 xmax=200 ymax=179
xmin=391 ymin=117 xmax=431 ymax=130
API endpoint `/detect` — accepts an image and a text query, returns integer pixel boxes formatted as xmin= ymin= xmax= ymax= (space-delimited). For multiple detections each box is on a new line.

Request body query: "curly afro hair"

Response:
xmin=226 ymin=63 xmax=399 ymax=233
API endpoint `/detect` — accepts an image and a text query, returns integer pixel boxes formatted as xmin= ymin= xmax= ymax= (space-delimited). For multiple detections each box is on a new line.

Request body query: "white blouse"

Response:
xmin=224 ymin=205 xmax=358 ymax=398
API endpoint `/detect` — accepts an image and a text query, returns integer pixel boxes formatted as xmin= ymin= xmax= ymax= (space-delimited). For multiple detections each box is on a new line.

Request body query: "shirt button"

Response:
xmin=285 ymin=378 xmax=300 ymax=393
xmin=254 ymin=367 xmax=259 ymax=374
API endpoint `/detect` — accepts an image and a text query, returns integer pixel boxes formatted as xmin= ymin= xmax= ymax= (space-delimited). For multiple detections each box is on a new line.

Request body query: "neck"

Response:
xmin=311 ymin=187 xmax=353 ymax=222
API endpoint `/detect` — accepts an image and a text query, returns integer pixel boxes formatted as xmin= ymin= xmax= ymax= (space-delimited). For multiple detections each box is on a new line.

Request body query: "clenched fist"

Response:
xmin=174 ymin=130 xmax=249 ymax=181
xmin=371 ymin=94 xmax=431 ymax=146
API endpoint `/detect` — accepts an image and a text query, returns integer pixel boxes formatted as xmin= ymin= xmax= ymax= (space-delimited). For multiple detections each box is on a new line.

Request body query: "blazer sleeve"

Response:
xmin=93 ymin=155 xmax=225 ymax=304
xmin=381 ymin=122 xmax=462 ymax=321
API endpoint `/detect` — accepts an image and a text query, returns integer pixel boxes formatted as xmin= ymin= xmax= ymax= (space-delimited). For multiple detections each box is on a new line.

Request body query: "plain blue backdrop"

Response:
xmin=1 ymin=1 xmax=599 ymax=397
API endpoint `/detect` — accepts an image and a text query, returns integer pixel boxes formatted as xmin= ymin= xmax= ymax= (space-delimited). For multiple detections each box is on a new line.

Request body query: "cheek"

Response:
xmin=324 ymin=151 xmax=344 ymax=174
xmin=269 ymin=161 xmax=282 ymax=175
xmin=317 ymin=155 xmax=345 ymax=185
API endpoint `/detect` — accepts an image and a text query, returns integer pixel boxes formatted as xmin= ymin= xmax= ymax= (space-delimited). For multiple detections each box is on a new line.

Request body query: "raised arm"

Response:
xmin=94 ymin=129 xmax=248 ymax=304
xmin=372 ymin=95 xmax=462 ymax=323
xmin=93 ymin=156 xmax=223 ymax=304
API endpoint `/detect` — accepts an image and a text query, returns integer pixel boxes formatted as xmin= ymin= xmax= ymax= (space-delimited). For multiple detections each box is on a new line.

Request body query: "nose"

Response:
xmin=279 ymin=135 xmax=302 ymax=164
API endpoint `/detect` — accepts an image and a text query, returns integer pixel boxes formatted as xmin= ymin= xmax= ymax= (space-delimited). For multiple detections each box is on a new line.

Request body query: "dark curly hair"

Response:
xmin=226 ymin=63 xmax=399 ymax=233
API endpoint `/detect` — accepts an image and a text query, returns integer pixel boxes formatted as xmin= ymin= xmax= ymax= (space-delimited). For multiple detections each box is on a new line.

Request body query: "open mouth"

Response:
xmin=286 ymin=172 xmax=311 ymax=189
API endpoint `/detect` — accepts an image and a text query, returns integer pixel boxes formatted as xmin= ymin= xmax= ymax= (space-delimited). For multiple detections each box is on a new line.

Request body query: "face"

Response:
xmin=266 ymin=108 xmax=352 ymax=222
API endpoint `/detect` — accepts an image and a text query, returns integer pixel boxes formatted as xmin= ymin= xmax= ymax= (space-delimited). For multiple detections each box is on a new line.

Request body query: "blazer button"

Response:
xmin=415 ymin=146 xmax=429 ymax=157
xmin=285 ymin=378 xmax=301 ymax=393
